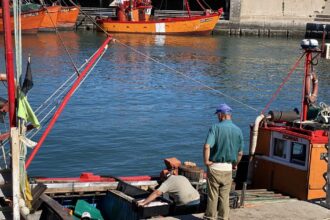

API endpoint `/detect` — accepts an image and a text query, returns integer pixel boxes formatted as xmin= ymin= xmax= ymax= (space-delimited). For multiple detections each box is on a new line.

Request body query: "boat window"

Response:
xmin=273 ymin=138 xmax=287 ymax=159
xmin=290 ymin=142 xmax=306 ymax=166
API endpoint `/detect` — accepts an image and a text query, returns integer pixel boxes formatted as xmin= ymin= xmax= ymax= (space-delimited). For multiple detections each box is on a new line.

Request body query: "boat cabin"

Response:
xmin=249 ymin=39 xmax=330 ymax=201
xmin=252 ymin=123 xmax=328 ymax=200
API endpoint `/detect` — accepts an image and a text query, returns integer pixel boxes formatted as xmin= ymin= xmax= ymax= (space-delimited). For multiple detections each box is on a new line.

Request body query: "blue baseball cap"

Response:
xmin=215 ymin=103 xmax=232 ymax=114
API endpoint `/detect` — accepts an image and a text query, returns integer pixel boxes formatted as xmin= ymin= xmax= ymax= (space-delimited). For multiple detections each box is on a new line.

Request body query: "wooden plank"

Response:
xmin=31 ymin=183 xmax=47 ymax=210
xmin=34 ymin=180 xmax=158 ymax=195
xmin=32 ymin=183 xmax=47 ymax=197
xmin=245 ymin=196 xmax=291 ymax=201
xmin=38 ymin=194 xmax=72 ymax=220
xmin=110 ymin=189 xmax=135 ymax=203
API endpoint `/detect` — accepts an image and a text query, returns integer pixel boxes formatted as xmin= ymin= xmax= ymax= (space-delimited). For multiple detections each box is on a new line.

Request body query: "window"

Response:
xmin=273 ymin=138 xmax=287 ymax=159
xmin=290 ymin=142 xmax=306 ymax=166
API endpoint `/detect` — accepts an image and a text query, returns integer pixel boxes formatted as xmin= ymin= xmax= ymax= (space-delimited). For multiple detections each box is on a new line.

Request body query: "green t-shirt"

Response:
xmin=205 ymin=120 xmax=244 ymax=163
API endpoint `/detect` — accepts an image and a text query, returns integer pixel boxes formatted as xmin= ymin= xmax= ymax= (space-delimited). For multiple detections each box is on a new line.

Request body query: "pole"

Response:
xmin=2 ymin=0 xmax=16 ymax=128
xmin=129 ymin=0 xmax=133 ymax=20
xmin=301 ymin=51 xmax=312 ymax=122
xmin=322 ymin=25 xmax=326 ymax=55
xmin=184 ymin=0 xmax=191 ymax=17
xmin=11 ymin=128 xmax=20 ymax=220
xmin=326 ymin=128 xmax=330 ymax=206
xmin=2 ymin=0 xmax=19 ymax=219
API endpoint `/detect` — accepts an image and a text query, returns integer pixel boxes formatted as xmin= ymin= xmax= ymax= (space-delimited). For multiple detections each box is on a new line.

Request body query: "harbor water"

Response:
xmin=0 ymin=31 xmax=329 ymax=177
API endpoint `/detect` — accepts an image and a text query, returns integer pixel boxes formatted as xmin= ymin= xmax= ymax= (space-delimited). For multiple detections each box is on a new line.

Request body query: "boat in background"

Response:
xmin=96 ymin=0 xmax=222 ymax=35
xmin=39 ymin=5 xmax=61 ymax=31
xmin=57 ymin=5 xmax=80 ymax=29
xmin=0 ymin=8 xmax=45 ymax=34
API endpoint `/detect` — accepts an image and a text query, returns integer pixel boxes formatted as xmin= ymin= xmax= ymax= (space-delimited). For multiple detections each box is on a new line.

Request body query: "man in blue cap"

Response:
xmin=203 ymin=103 xmax=243 ymax=220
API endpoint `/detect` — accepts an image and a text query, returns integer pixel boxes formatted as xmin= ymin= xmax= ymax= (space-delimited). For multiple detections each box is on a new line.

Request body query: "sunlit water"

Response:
xmin=0 ymin=31 xmax=329 ymax=177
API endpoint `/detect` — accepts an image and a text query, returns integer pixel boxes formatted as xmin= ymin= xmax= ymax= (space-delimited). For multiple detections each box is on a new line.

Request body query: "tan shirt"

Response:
xmin=158 ymin=175 xmax=200 ymax=205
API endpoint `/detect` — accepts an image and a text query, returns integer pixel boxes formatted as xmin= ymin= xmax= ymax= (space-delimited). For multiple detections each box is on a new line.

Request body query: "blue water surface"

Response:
xmin=0 ymin=31 xmax=329 ymax=177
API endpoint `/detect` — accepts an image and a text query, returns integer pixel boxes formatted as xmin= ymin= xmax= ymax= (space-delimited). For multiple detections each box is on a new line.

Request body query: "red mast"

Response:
xmin=302 ymin=50 xmax=312 ymax=121
xmin=25 ymin=36 xmax=112 ymax=169
xmin=2 ymin=0 xmax=16 ymax=128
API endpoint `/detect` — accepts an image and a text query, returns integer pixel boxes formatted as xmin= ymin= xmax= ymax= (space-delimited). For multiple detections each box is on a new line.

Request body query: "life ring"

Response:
xmin=306 ymin=71 xmax=319 ymax=104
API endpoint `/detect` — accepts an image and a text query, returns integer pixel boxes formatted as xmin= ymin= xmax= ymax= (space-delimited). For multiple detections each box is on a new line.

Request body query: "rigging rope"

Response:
xmin=2 ymin=46 xmax=101 ymax=148
xmin=67 ymin=0 xmax=258 ymax=112
xmin=261 ymin=52 xmax=306 ymax=115
xmin=114 ymin=39 xmax=259 ymax=112
xmin=43 ymin=5 xmax=80 ymax=76
xmin=195 ymin=0 xmax=206 ymax=11
xmin=25 ymin=36 xmax=112 ymax=169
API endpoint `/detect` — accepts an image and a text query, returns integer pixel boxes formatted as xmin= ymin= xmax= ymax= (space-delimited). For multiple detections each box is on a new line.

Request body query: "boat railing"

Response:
xmin=80 ymin=7 xmax=116 ymax=17
xmin=154 ymin=10 xmax=204 ymax=19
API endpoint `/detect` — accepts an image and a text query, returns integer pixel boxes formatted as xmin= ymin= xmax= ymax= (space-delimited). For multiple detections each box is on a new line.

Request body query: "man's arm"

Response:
xmin=204 ymin=144 xmax=213 ymax=166
xmin=137 ymin=190 xmax=162 ymax=207
xmin=233 ymin=151 xmax=243 ymax=170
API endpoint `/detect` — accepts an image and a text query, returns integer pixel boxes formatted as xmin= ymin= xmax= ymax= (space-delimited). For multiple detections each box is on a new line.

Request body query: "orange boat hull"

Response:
xmin=57 ymin=6 xmax=79 ymax=28
xmin=0 ymin=9 xmax=45 ymax=34
xmin=39 ymin=5 xmax=61 ymax=30
xmin=98 ymin=14 xmax=220 ymax=35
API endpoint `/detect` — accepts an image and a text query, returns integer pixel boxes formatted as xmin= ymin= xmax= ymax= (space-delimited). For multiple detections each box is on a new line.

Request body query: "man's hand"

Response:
xmin=137 ymin=199 xmax=146 ymax=207
xmin=204 ymin=160 xmax=213 ymax=166
xmin=232 ymin=164 xmax=238 ymax=170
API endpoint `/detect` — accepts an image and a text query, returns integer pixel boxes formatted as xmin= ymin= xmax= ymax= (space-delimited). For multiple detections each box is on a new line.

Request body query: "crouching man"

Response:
xmin=137 ymin=171 xmax=200 ymax=207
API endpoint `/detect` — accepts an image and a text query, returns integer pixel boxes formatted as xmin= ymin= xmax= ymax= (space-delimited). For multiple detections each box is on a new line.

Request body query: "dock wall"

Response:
xmin=215 ymin=0 xmax=329 ymax=37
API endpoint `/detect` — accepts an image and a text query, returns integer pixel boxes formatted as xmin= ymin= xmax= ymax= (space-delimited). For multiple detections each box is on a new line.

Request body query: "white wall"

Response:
xmin=239 ymin=0 xmax=326 ymax=24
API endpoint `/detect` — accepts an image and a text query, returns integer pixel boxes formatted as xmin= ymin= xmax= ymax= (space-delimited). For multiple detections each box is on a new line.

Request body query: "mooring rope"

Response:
xmin=261 ymin=52 xmax=306 ymax=115
xmin=68 ymin=0 xmax=258 ymax=112
xmin=43 ymin=4 xmax=80 ymax=75
xmin=27 ymin=44 xmax=108 ymax=140
xmin=114 ymin=39 xmax=259 ymax=112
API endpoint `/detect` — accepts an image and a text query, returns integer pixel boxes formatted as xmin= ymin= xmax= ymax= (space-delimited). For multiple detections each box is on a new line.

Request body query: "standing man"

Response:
xmin=203 ymin=103 xmax=243 ymax=220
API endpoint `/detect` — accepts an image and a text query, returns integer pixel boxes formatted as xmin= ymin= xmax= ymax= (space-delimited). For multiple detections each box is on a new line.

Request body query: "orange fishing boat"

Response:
xmin=244 ymin=39 xmax=330 ymax=202
xmin=39 ymin=5 xmax=61 ymax=30
xmin=0 ymin=8 xmax=45 ymax=34
xmin=57 ymin=6 xmax=80 ymax=29
xmin=97 ymin=0 xmax=222 ymax=35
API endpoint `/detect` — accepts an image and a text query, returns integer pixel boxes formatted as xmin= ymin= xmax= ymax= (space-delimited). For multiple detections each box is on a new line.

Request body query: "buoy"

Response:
xmin=21 ymin=206 xmax=30 ymax=215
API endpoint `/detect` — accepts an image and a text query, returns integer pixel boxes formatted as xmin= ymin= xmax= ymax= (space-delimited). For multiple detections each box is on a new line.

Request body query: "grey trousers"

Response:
xmin=204 ymin=168 xmax=232 ymax=220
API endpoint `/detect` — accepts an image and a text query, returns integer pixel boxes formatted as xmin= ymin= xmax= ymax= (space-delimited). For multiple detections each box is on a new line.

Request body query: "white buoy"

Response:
xmin=21 ymin=206 xmax=30 ymax=216
xmin=18 ymin=198 xmax=25 ymax=208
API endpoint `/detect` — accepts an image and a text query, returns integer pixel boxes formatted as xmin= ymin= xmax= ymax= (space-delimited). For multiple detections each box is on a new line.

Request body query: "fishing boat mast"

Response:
xmin=183 ymin=0 xmax=191 ymax=17
xmin=302 ymin=49 xmax=313 ymax=122
xmin=2 ymin=0 xmax=20 ymax=219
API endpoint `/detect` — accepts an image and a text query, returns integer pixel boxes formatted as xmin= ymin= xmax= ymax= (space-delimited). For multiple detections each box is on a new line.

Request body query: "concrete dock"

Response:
xmin=159 ymin=200 xmax=330 ymax=220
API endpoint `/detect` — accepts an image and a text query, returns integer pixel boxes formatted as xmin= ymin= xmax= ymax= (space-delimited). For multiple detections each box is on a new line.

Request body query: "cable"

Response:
xmin=261 ymin=52 xmax=306 ymax=115
xmin=114 ymin=39 xmax=258 ymax=112
xmin=43 ymin=5 xmax=80 ymax=76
